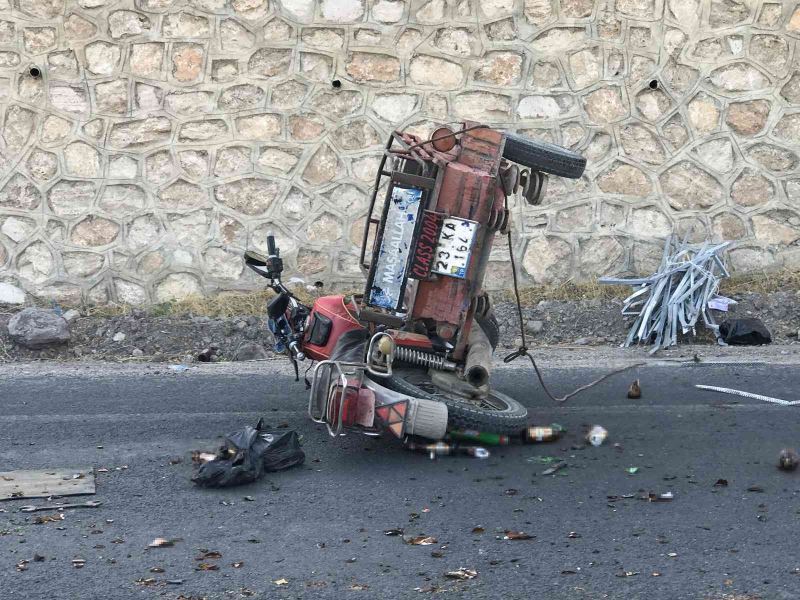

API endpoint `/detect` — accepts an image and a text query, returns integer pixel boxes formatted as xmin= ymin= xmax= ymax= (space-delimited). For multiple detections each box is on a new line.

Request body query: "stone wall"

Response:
xmin=0 ymin=0 xmax=799 ymax=305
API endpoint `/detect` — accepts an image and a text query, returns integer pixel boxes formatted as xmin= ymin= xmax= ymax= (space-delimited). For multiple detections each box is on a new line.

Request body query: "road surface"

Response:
xmin=1 ymin=351 xmax=799 ymax=599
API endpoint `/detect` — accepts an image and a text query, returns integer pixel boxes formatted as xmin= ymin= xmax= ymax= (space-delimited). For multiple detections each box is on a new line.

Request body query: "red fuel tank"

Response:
xmin=302 ymin=295 xmax=365 ymax=361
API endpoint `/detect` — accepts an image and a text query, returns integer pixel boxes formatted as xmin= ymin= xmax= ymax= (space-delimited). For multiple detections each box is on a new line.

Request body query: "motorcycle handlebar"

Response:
xmin=267 ymin=234 xmax=277 ymax=256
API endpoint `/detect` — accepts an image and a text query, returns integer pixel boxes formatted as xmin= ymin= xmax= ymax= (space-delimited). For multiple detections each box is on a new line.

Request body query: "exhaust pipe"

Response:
xmin=464 ymin=322 xmax=492 ymax=388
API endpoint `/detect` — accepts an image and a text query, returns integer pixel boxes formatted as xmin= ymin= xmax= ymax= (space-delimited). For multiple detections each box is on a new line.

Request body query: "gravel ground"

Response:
xmin=492 ymin=290 xmax=800 ymax=349
xmin=0 ymin=290 xmax=797 ymax=363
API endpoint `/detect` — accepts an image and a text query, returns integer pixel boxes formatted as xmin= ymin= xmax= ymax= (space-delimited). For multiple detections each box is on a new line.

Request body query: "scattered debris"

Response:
xmin=600 ymin=237 xmax=730 ymax=353
xmin=626 ymin=467 xmax=639 ymax=475
xmin=719 ymin=318 xmax=772 ymax=346
xmin=502 ymin=530 xmax=534 ymax=540
xmin=192 ymin=420 xmax=304 ymax=488
xmin=191 ymin=451 xmax=216 ymax=464
xmin=448 ymin=430 xmax=509 ymax=446
xmin=714 ymin=479 xmax=729 ymax=487
xmin=20 ymin=500 xmax=102 ymax=513
xmin=541 ymin=461 xmax=567 ymax=476
xmin=708 ymin=296 xmax=736 ymax=312
xmin=232 ymin=562 xmax=244 ymax=568
xmin=615 ymin=570 xmax=639 ymax=578
xmin=32 ymin=513 xmax=64 ymax=524
xmin=527 ymin=456 xmax=559 ymax=465
xmin=405 ymin=535 xmax=437 ymax=546
xmin=471 ymin=526 xmax=485 ymax=534
xmin=195 ymin=563 xmax=219 ymax=571
xmin=71 ymin=558 xmax=86 ymax=569
xmin=383 ymin=528 xmax=404 ymax=536
xmin=405 ymin=441 xmax=490 ymax=460
xmin=149 ymin=567 xmax=164 ymax=573
xmin=195 ymin=550 xmax=222 ymax=560
xmin=627 ymin=379 xmax=641 ymax=399
xmin=696 ymin=385 xmax=800 ymax=406
xmin=746 ymin=485 xmax=765 ymax=493
xmin=642 ymin=492 xmax=673 ymax=502
xmin=148 ymin=538 xmax=181 ymax=548
xmin=273 ymin=578 xmax=289 ymax=586
xmin=0 ymin=468 xmax=95 ymax=500
xmin=567 ymin=532 xmax=581 ymax=538
xmin=521 ymin=424 xmax=564 ymax=443
xmin=587 ymin=425 xmax=608 ymax=447
xmin=445 ymin=568 xmax=477 ymax=580
xmin=779 ymin=448 xmax=799 ymax=471
xmin=16 ymin=560 xmax=28 ymax=572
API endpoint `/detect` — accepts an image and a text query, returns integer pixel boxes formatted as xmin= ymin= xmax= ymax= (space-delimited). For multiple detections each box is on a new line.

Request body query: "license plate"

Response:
xmin=368 ymin=186 xmax=423 ymax=310
xmin=431 ymin=217 xmax=478 ymax=279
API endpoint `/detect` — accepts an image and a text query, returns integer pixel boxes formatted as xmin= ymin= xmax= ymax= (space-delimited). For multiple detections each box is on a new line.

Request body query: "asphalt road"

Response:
xmin=1 ymin=357 xmax=800 ymax=600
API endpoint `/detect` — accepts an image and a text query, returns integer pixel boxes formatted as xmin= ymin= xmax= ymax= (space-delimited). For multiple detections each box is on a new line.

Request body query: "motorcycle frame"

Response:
xmin=358 ymin=124 xmax=507 ymax=362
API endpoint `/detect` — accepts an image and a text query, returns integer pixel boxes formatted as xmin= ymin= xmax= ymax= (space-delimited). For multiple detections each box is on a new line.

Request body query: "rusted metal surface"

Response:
xmin=359 ymin=122 xmax=505 ymax=360
xmin=410 ymin=129 xmax=505 ymax=359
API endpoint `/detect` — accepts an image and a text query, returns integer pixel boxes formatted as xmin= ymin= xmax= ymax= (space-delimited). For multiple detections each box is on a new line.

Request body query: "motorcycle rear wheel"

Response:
xmin=382 ymin=366 xmax=528 ymax=435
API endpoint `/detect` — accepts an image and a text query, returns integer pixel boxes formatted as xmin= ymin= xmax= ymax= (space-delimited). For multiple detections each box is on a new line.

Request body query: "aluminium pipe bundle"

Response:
xmin=599 ymin=236 xmax=731 ymax=354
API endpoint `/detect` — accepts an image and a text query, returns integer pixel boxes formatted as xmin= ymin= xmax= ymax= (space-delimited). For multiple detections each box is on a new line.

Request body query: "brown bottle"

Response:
xmin=521 ymin=424 xmax=564 ymax=443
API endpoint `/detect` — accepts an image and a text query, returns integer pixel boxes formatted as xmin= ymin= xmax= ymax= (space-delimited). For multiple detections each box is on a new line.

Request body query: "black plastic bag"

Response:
xmin=262 ymin=431 xmax=305 ymax=472
xmin=719 ymin=318 xmax=772 ymax=346
xmin=192 ymin=420 xmax=305 ymax=488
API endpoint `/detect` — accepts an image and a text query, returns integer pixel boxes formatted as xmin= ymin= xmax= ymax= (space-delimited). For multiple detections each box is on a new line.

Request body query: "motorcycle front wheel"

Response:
xmin=381 ymin=366 xmax=528 ymax=434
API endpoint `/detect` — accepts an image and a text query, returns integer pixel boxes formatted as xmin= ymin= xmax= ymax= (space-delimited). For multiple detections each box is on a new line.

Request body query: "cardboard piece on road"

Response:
xmin=0 ymin=468 xmax=95 ymax=501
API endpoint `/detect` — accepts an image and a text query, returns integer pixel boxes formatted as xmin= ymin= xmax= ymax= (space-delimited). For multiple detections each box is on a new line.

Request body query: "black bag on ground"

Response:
xmin=192 ymin=420 xmax=305 ymax=488
xmin=262 ymin=430 xmax=305 ymax=472
xmin=719 ymin=318 xmax=772 ymax=346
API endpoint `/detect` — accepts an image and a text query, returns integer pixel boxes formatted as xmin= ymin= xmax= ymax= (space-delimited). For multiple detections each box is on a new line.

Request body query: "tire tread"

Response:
xmin=503 ymin=133 xmax=586 ymax=179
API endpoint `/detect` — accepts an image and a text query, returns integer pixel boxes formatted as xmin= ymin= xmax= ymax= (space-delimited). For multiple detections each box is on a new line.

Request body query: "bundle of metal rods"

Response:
xmin=599 ymin=236 xmax=731 ymax=354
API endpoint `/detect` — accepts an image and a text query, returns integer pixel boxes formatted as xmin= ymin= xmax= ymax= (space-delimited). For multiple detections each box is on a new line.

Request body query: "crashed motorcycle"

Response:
xmin=244 ymin=123 xmax=585 ymax=442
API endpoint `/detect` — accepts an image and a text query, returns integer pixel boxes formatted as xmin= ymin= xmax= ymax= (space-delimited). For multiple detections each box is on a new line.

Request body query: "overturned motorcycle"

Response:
xmin=244 ymin=123 xmax=585 ymax=443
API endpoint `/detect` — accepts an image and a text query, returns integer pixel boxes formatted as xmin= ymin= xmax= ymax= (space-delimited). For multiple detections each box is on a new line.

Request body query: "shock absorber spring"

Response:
xmin=394 ymin=346 xmax=457 ymax=371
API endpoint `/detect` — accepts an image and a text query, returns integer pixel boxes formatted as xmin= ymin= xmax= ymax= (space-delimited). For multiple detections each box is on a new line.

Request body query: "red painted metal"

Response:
xmin=387 ymin=330 xmax=435 ymax=349
xmin=409 ymin=125 xmax=505 ymax=360
xmin=302 ymin=295 xmax=364 ymax=362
